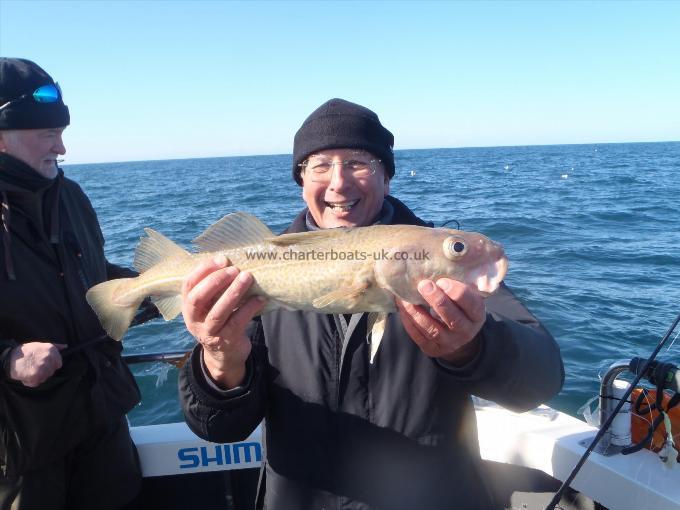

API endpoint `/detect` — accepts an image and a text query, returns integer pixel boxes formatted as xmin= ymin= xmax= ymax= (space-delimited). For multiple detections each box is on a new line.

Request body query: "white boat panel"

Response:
xmin=131 ymin=422 xmax=263 ymax=477
xmin=475 ymin=401 xmax=680 ymax=510
xmin=130 ymin=404 xmax=680 ymax=508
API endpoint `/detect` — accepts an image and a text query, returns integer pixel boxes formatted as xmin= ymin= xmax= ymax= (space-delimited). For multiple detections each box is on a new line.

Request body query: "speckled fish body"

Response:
xmin=86 ymin=212 xmax=508 ymax=342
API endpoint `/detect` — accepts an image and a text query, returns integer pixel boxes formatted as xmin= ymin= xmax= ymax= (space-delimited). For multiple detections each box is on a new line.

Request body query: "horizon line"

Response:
xmin=63 ymin=139 xmax=680 ymax=167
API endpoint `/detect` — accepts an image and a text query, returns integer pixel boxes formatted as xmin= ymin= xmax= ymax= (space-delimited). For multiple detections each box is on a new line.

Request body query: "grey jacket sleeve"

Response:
xmin=437 ymin=282 xmax=564 ymax=412
xmin=178 ymin=319 xmax=268 ymax=443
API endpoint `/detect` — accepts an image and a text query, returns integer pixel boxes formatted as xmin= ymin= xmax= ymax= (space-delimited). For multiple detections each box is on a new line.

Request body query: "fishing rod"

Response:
xmin=61 ymin=305 xmax=192 ymax=367
xmin=440 ymin=219 xmax=461 ymax=230
xmin=123 ymin=350 xmax=190 ymax=367
xmin=545 ymin=311 xmax=680 ymax=510
xmin=60 ymin=333 xmax=109 ymax=357
xmin=61 ymin=302 xmax=161 ymax=358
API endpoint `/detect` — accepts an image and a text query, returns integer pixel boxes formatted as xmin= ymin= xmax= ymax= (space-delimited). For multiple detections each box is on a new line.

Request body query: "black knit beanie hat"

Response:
xmin=0 ymin=58 xmax=70 ymax=130
xmin=292 ymin=98 xmax=394 ymax=185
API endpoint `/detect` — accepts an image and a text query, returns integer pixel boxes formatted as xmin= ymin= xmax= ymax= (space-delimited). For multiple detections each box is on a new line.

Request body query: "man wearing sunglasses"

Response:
xmin=0 ymin=58 xmax=142 ymax=509
xmin=178 ymin=98 xmax=564 ymax=509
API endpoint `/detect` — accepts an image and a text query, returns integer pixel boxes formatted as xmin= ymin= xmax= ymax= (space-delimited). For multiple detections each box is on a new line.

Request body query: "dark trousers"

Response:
xmin=0 ymin=418 xmax=141 ymax=510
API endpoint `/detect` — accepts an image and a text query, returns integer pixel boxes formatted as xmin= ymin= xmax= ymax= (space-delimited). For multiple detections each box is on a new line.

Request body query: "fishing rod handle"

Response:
xmin=629 ymin=357 xmax=680 ymax=393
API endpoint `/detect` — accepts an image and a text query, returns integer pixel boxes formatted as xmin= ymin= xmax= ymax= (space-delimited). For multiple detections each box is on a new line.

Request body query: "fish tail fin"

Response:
xmin=86 ymin=278 xmax=143 ymax=341
xmin=88 ymin=229 xmax=190 ymax=340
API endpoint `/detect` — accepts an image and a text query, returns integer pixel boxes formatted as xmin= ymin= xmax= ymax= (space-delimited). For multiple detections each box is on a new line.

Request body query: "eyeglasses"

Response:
xmin=0 ymin=83 xmax=62 ymax=112
xmin=299 ymin=156 xmax=381 ymax=183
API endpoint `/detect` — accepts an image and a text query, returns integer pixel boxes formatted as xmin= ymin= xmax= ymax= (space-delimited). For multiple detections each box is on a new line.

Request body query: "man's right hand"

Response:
xmin=182 ymin=254 xmax=266 ymax=390
xmin=8 ymin=342 xmax=67 ymax=387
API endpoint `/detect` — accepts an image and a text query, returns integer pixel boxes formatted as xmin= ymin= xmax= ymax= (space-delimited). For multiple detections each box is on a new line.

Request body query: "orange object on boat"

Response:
xmin=630 ymin=387 xmax=680 ymax=460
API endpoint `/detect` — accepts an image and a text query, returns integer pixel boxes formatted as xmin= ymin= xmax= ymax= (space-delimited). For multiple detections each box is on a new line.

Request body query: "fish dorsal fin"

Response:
xmin=268 ymin=228 xmax=353 ymax=247
xmin=193 ymin=212 xmax=274 ymax=252
xmin=134 ymin=228 xmax=190 ymax=273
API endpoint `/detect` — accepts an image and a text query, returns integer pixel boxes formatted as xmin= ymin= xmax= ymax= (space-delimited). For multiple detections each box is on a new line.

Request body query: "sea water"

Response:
xmin=65 ymin=141 xmax=680 ymax=425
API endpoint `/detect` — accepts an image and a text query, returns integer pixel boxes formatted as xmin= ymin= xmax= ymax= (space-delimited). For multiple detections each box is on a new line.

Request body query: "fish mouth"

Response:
xmin=472 ymin=256 xmax=509 ymax=295
xmin=324 ymin=199 xmax=359 ymax=213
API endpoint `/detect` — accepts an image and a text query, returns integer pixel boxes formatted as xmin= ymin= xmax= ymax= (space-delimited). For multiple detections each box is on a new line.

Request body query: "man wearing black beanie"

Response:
xmin=292 ymin=98 xmax=395 ymax=185
xmin=0 ymin=58 xmax=145 ymax=509
xmin=179 ymin=99 xmax=563 ymax=509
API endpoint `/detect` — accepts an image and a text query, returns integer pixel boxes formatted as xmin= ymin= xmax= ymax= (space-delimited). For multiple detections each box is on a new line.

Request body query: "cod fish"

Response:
xmin=86 ymin=212 xmax=508 ymax=361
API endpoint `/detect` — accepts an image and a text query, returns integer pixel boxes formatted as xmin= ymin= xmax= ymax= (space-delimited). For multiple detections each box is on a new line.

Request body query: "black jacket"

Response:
xmin=0 ymin=155 xmax=140 ymax=476
xmin=179 ymin=196 xmax=564 ymax=510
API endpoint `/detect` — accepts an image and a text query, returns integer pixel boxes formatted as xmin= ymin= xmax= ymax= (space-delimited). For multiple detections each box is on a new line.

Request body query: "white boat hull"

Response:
xmin=130 ymin=401 xmax=680 ymax=509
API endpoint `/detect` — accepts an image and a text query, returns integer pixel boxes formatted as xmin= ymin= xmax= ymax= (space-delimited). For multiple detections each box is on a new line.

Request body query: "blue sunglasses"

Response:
xmin=0 ymin=83 xmax=62 ymax=112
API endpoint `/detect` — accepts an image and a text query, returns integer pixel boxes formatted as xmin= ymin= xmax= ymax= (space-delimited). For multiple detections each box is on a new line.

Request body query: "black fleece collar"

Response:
xmin=0 ymin=153 xmax=57 ymax=193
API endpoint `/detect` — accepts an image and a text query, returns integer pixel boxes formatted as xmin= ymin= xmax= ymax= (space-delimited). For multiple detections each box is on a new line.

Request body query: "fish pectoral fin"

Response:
xmin=267 ymin=228 xmax=352 ymax=247
xmin=134 ymin=229 xmax=191 ymax=273
xmin=151 ymin=295 xmax=183 ymax=321
xmin=312 ymin=281 xmax=370 ymax=310
xmin=366 ymin=312 xmax=388 ymax=364
xmin=193 ymin=212 xmax=274 ymax=252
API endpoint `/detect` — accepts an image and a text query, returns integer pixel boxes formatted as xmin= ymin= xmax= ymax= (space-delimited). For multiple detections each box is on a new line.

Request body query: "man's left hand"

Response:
xmin=396 ymin=278 xmax=486 ymax=365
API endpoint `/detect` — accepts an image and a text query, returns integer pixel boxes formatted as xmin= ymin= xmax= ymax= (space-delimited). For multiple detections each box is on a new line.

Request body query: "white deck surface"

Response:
xmin=475 ymin=401 xmax=680 ymax=510
xmin=131 ymin=403 xmax=680 ymax=509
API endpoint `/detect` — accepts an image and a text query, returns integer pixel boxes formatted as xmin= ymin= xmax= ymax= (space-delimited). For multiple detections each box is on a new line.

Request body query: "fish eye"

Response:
xmin=443 ymin=236 xmax=468 ymax=260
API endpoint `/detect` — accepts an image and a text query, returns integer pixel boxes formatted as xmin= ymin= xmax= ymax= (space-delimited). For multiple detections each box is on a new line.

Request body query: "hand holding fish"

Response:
xmin=7 ymin=342 xmax=67 ymax=387
xmin=396 ymin=278 xmax=485 ymax=365
xmin=181 ymin=254 xmax=267 ymax=389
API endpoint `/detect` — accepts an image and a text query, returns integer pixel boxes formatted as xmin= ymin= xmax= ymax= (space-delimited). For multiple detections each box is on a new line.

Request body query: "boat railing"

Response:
xmin=123 ymin=350 xmax=189 ymax=365
xmin=595 ymin=360 xmax=631 ymax=455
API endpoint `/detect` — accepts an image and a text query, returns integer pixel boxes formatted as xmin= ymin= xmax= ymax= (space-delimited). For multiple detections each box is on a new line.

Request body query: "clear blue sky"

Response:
xmin=1 ymin=0 xmax=678 ymax=164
